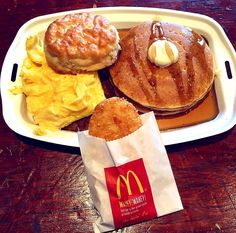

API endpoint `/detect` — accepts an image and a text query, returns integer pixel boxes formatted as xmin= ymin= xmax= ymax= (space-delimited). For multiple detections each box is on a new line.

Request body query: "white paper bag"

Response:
xmin=78 ymin=112 xmax=183 ymax=232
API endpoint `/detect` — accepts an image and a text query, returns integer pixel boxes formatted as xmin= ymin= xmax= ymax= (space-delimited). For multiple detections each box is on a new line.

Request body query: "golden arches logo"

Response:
xmin=116 ymin=170 xmax=144 ymax=199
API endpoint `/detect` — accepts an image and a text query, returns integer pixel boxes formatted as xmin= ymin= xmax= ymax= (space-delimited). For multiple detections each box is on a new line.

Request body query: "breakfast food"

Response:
xmin=110 ymin=21 xmax=214 ymax=115
xmin=44 ymin=12 xmax=120 ymax=74
xmin=10 ymin=15 xmax=217 ymax=136
xmin=19 ymin=35 xmax=105 ymax=132
xmin=88 ymin=97 xmax=142 ymax=141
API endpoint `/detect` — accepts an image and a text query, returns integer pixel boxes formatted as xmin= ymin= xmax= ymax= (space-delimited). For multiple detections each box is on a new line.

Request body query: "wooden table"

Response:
xmin=0 ymin=1 xmax=235 ymax=232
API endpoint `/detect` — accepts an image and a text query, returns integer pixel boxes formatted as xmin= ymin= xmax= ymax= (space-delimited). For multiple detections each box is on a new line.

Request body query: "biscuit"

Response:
xmin=44 ymin=12 xmax=120 ymax=73
xmin=88 ymin=97 xmax=142 ymax=141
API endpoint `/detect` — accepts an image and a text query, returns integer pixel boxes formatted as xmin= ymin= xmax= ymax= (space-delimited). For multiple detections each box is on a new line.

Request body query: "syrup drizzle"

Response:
xmin=150 ymin=21 xmax=187 ymax=104
xmin=149 ymin=21 xmax=209 ymax=104
xmin=131 ymin=36 xmax=158 ymax=104
xmin=151 ymin=21 xmax=166 ymax=41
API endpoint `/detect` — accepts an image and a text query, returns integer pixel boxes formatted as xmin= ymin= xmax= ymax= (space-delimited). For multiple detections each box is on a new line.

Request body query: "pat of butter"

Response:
xmin=148 ymin=40 xmax=179 ymax=67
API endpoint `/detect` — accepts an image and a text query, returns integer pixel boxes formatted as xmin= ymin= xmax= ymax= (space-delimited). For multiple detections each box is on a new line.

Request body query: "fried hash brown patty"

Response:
xmin=88 ymin=97 xmax=142 ymax=141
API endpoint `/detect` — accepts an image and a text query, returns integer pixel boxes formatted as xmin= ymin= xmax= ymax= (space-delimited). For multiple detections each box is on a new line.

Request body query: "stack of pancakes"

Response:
xmin=110 ymin=21 xmax=214 ymax=115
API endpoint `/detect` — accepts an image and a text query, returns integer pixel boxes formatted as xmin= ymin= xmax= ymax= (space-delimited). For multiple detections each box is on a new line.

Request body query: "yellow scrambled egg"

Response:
xmin=17 ymin=35 xmax=105 ymax=133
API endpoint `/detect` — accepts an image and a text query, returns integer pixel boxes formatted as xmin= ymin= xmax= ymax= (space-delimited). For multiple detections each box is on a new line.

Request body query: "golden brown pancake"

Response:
xmin=88 ymin=97 xmax=142 ymax=141
xmin=110 ymin=21 xmax=214 ymax=115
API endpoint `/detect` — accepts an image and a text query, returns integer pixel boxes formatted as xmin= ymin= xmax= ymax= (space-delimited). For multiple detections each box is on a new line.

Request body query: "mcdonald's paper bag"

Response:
xmin=78 ymin=112 xmax=183 ymax=232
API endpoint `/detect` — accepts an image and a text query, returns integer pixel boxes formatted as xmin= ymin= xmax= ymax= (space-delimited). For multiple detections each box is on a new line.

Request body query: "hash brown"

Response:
xmin=88 ymin=97 xmax=142 ymax=140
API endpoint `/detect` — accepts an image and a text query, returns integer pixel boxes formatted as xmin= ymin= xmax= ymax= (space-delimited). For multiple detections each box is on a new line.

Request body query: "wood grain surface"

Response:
xmin=0 ymin=0 xmax=236 ymax=233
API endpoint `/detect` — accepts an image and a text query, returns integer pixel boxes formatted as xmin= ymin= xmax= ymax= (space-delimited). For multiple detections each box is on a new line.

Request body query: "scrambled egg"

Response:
xmin=17 ymin=35 xmax=105 ymax=133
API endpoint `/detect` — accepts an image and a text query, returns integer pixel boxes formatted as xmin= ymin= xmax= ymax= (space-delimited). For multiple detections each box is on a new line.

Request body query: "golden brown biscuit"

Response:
xmin=44 ymin=12 xmax=120 ymax=73
xmin=110 ymin=21 xmax=214 ymax=115
xmin=88 ymin=97 xmax=142 ymax=141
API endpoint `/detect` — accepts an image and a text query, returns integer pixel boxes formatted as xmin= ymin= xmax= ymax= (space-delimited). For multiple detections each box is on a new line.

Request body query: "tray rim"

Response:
xmin=1 ymin=6 xmax=236 ymax=146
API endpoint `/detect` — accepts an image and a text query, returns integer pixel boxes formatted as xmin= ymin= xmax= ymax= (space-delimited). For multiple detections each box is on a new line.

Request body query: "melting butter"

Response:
xmin=148 ymin=39 xmax=179 ymax=67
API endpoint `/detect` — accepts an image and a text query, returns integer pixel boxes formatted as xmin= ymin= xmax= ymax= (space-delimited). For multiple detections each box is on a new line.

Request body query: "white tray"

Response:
xmin=1 ymin=7 xmax=236 ymax=146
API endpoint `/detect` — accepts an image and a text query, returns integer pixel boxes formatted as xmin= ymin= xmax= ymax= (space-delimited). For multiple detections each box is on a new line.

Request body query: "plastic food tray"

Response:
xmin=1 ymin=7 xmax=236 ymax=146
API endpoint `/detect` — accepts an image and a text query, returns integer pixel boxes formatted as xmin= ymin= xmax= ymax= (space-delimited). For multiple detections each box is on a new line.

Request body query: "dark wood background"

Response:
xmin=0 ymin=1 xmax=236 ymax=232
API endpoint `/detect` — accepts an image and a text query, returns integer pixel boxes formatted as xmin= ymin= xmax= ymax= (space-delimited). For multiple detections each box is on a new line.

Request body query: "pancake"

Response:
xmin=44 ymin=12 xmax=120 ymax=74
xmin=109 ymin=21 xmax=214 ymax=115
